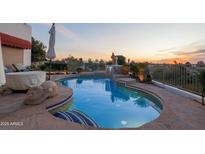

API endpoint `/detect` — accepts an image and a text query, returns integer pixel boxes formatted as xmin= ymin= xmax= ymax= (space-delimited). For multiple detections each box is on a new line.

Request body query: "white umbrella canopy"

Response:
xmin=0 ymin=41 xmax=6 ymax=86
xmin=46 ymin=23 xmax=56 ymax=59
xmin=46 ymin=23 xmax=56 ymax=80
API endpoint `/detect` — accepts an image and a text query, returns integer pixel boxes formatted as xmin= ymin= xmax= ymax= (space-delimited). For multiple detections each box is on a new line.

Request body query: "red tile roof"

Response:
xmin=0 ymin=32 xmax=31 ymax=49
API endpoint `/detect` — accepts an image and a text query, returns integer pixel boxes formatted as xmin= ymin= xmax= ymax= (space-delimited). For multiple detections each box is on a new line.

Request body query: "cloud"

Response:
xmin=154 ymin=57 xmax=190 ymax=64
xmin=174 ymin=49 xmax=205 ymax=56
xmin=154 ymin=40 xmax=205 ymax=63
xmin=157 ymin=47 xmax=179 ymax=53
xmin=172 ymin=40 xmax=205 ymax=56
xmin=182 ymin=40 xmax=205 ymax=49
xmin=40 ymin=23 xmax=78 ymax=40
xmin=56 ymin=24 xmax=78 ymax=40
xmin=156 ymin=40 xmax=205 ymax=56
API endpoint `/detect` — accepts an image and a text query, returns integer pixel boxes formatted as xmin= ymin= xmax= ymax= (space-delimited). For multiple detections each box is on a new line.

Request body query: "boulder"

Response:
xmin=23 ymin=81 xmax=58 ymax=105
xmin=24 ymin=86 xmax=49 ymax=105
xmin=41 ymin=81 xmax=58 ymax=98
xmin=0 ymin=85 xmax=13 ymax=96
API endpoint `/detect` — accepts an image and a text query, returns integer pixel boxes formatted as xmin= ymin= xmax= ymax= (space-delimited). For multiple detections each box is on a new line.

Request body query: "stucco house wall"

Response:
xmin=0 ymin=23 xmax=32 ymax=66
xmin=0 ymin=23 xmax=32 ymax=86
xmin=1 ymin=46 xmax=24 ymax=67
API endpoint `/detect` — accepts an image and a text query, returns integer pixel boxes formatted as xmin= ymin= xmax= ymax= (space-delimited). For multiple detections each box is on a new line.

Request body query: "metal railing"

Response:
xmin=150 ymin=64 xmax=204 ymax=95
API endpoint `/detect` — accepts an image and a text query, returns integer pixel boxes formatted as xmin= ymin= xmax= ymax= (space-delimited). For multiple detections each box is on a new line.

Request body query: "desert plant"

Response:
xmin=129 ymin=62 xmax=149 ymax=79
xmin=130 ymin=63 xmax=139 ymax=79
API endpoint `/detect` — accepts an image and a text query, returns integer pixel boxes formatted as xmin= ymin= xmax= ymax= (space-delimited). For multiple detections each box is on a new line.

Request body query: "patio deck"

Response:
xmin=115 ymin=78 xmax=205 ymax=129
xmin=0 ymin=86 xmax=90 ymax=130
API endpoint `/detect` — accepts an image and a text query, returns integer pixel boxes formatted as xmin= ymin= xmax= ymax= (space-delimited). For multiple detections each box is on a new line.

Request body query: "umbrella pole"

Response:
xmin=49 ymin=59 xmax=52 ymax=80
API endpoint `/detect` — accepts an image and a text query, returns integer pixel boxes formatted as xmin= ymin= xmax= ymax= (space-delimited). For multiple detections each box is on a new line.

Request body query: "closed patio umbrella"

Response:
xmin=0 ymin=40 xmax=6 ymax=86
xmin=46 ymin=23 xmax=56 ymax=80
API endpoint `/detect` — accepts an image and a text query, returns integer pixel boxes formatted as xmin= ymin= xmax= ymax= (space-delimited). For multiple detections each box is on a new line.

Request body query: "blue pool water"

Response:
xmin=59 ymin=77 xmax=162 ymax=128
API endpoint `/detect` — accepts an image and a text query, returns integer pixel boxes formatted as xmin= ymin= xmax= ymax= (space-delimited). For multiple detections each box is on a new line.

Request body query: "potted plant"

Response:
xmin=137 ymin=63 xmax=148 ymax=82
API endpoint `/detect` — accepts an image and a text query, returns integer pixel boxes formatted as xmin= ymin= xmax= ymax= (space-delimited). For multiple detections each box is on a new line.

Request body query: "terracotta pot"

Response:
xmin=138 ymin=68 xmax=145 ymax=81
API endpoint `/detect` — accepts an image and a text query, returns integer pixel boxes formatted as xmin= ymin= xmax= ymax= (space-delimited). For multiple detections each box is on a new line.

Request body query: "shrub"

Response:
xmin=76 ymin=67 xmax=83 ymax=73
xmin=130 ymin=63 xmax=139 ymax=78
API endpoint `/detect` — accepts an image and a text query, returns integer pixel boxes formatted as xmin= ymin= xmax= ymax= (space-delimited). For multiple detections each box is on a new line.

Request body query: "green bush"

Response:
xmin=76 ymin=67 xmax=83 ymax=73
xmin=130 ymin=63 xmax=139 ymax=78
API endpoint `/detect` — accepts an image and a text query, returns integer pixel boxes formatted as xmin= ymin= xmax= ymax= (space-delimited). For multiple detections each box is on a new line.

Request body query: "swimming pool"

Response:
xmin=57 ymin=76 xmax=162 ymax=129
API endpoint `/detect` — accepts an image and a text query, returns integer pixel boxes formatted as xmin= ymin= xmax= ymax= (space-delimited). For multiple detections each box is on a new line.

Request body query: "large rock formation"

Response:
xmin=24 ymin=86 xmax=49 ymax=105
xmin=41 ymin=81 xmax=58 ymax=98
xmin=24 ymin=81 xmax=58 ymax=105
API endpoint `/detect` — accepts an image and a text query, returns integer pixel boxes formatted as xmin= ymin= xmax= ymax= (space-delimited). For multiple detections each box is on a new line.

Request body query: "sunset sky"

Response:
xmin=30 ymin=23 xmax=205 ymax=64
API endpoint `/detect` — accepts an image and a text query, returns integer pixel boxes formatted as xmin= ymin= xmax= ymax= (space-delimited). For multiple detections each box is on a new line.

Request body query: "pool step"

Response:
xmin=53 ymin=109 xmax=99 ymax=128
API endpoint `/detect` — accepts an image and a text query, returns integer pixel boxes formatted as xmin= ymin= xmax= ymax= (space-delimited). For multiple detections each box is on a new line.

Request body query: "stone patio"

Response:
xmin=0 ymin=86 xmax=91 ymax=130
xmin=115 ymin=78 xmax=205 ymax=129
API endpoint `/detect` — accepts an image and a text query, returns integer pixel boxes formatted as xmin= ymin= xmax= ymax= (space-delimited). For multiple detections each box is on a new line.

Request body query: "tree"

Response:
xmin=31 ymin=37 xmax=46 ymax=62
xmin=198 ymin=70 xmax=205 ymax=105
xmin=116 ymin=55 xmax=126 ymax=65
xmin=99 ymin=59 xmax=104 ymax=64
xmin=88 ymin=58 xmax=92 ymax=63
xmin=78 ymin=58 xmax=84 ymax=66
xmin=65 ymin=55 xmax=82 ymax=72
xmin=95 ymin=59 xmax=99 ymax=63
xmin=173 ymin=60 xmax=178 ymax=64
xmin=99 ymin=59 xmax=105 ymax=68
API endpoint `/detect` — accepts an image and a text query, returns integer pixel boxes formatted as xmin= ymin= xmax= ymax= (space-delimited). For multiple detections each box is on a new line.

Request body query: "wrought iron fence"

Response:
xmin=150 ymin=64 xmax=204 ymax=95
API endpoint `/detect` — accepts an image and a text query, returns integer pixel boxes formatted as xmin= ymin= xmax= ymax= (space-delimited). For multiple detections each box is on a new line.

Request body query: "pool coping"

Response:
xmin=115 ymin=79 xmax=164 ymax=111
xmin=46 ymin=93 xmax=73 ymax=111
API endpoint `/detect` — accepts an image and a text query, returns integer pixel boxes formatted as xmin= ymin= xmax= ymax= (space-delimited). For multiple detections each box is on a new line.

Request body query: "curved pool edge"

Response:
xmin=0 ymin=85 xmax=92 ymax=130
xmin=113 ymin=77 xmax=180 ymax=130
xmin=112 ymin=78 xmax=165 ymax=129
xmin=51 ymin=75 xmax=164 ymax=129
xmin=114 ymin=79 xmax=164 ymax=111
xmin=47 ymin=83 xmax=162 ymax=130
xmin=46 ymin=92 xmax=73 ymax=111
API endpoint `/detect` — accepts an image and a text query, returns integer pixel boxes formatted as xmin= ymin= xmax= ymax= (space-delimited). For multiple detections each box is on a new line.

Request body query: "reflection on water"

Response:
xmin=60 ymin=77 xmax=161 ymax=128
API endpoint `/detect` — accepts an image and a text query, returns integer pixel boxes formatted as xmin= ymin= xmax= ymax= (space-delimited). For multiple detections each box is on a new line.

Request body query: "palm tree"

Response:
xmin=198 ymin=70 xmax=205 ymax=105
